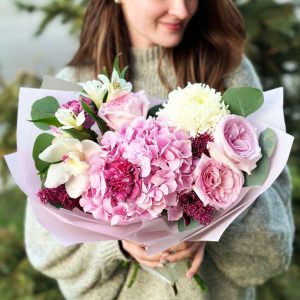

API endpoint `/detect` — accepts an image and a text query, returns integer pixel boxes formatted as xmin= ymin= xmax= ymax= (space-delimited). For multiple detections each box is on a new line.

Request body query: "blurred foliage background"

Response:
xmin=0 ymin=0 xmax=299 ymax=299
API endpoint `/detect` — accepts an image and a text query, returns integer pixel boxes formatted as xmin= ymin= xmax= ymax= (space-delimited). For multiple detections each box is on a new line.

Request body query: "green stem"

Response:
xmin=193 ymin=273 xmax=208 ymax=293
xmin=172 ymin=282 xmax=178 ymax=296
xmin=127 ymin=261 xmax=140 ymax=288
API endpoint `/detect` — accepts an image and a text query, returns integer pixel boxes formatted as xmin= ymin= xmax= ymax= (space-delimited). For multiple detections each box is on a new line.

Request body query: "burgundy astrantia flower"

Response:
xmin=190 ymin=133 xmax=213 ymax=158
xmin=179 ymin=191 xmax=214 ymax=226
xmin=37 ymin=185 xmax=80 ymax=210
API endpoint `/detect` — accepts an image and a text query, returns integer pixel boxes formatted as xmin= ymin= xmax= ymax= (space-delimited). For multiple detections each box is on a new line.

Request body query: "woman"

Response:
xmin=25 ymin=0 xmax=294 ymax=299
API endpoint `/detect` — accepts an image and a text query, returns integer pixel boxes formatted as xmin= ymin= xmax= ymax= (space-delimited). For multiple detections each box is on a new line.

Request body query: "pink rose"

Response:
xmin=193 ymin=155 xmax=244 ymax=210
xmin=98 ymin=91 xmax=150 ymax=131
xmin=211 ymin=115 xmax=262 ymax=174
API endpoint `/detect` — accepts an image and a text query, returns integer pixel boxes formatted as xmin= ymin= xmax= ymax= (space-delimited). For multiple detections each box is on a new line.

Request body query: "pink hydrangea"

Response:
xmin=80 ymin=117 xmax=194 ymax=224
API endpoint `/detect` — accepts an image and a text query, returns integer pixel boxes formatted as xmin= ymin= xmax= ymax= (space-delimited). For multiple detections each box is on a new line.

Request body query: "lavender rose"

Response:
xmin=210 ymin=115 xmax=262 ymax=174
xmin=193 ymin=155 xmax=244 ymax=210
xmin=98 ymin=91 xmax=150 ymax=131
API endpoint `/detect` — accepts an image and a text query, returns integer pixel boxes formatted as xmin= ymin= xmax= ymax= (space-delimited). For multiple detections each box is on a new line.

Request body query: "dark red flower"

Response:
xmin=190 ymin=133 xmax=213 ymax=158
xmin=37 ymin=185 xmax=80 ymax=210
xmin=179 ymin=191 xmax=214 ymax=225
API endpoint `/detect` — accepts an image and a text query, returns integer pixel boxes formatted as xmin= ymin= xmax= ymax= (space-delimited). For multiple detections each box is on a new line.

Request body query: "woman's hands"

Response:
xmin=121 ymin=240 xmax=206 ymax=279
xmin=165 ymin=241 xmax=206 ymax=279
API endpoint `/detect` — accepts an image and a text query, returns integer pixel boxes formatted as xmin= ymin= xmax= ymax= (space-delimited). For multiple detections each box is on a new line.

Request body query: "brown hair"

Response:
xmin=69 ymin=0 xmax=245 ymax=91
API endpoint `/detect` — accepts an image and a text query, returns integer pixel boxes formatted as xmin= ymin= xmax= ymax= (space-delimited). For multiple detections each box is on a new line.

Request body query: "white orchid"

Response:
xmin=50 ymin=126 xmax=73 ymax=138
xmin=80 ymin=80 xmax=107 ymax=108
xmin=98 ymin=68 xmax=132 ymax=102
xmin=39 ymin=138 xmax=101 ymax=198
xmin=55 ymin=108 xmax=85 ymax=130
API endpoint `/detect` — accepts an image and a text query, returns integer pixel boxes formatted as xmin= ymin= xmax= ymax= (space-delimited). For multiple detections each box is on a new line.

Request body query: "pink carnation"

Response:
xmin=80 ymin=150 xmax=147 ymax=225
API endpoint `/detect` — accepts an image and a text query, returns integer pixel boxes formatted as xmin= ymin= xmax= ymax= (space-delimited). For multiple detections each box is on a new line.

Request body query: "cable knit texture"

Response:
xmin=25 ymin=47 xmax=294 ymax=300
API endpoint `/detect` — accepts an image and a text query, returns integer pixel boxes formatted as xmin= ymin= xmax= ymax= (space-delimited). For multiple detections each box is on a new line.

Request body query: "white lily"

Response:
xmin=80 ymin=80 xmax=107 ymax=108
xmin=98 ymin=68 xmax=132 ymax=102
xmin=55 ymin=108 xmax=85 ymax=130
xmin=39 ymin=138 xmax=101 ymax=198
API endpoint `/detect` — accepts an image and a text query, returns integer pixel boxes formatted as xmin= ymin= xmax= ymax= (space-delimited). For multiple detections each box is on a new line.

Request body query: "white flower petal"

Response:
xmin=111 ymin=69 xmax=120 ymax=83
xmin=98 ymin=74 xmax=111 ymax=90
xmin=44 ymin=162 xmax=72 ymax=188
xmin=55 ymin=108 xmax=77 ymax=127
xmin=80 ymin=80 xmax=107 ymax=108
xmin=39 ymin=138 xmax=83 ymax=163
xmin=81 ymin=140 xmax=101 ymax=160
xmin=65 ymin=174 xmax=89 ymax=198
xmin=65 ymin=152 xmax=89 ymax=176
xmin=76 ymin=110 xmax=86 ymax=127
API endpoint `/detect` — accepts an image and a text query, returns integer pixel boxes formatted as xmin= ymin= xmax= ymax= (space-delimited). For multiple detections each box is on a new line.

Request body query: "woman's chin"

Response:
xmin=155 ymin=36 xmax=184 ymax=48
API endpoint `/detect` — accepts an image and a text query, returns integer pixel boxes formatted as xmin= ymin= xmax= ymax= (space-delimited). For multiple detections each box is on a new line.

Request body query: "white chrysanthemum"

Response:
xmin=157 ymin=83 xmax=229 ymax=136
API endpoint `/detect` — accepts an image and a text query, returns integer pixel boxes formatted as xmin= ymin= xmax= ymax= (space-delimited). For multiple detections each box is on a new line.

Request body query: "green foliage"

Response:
xmin=32 ymin=133 xmax=54 ymax=174
xmin=222 ymin=87 xmax=264 ymax=117
xmin=0 ymin=187 xmax=63 ymax=300
xmin=236 ymin=1 xmax=300 ymax=297
xmin=258 ymin=128 xmax=277 ymax=159
xmin=178 ymin=218 xmax=201 ymax=232
xmin=244 ymin=153 xmax=269 ymax=187
xmin=0 ymin=73 xmax=41 ymax=182
xmin=80 ymin=100 xmax=109 ymax=134
xmin=147 ymin=104 xmax=164 ymax=118
xmin=63 ymin=128 xmax=97 ymax=141
xmin=237 ymin=0 xmax=300 ymax=147
xmin=15 ymin=0 xmax=88 ymax=36
xmin=31 ymin=96 xmax=60 ymax=130
xmin=244 ymin=128 xmax=276 ymax=187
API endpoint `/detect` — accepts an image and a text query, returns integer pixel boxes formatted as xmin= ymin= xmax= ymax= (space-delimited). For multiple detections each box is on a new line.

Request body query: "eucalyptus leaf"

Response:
xmin=259 ymin=128 xmax=277 ymax=158
xmin=147 ymin=104 xmax=164 ymax=118
xmin=244 ymin=153 xmax=269 ymax=187
xmin=178 ymin=218 xmax=200 ymax=232
xmin=222 ymin=87 xmax=264 ymax=117
xmin=32 ymin=133 xmax=54 ymax=174
xmin=31 ymin=96 xmax=60 ymax=130
xmin=29 ymin=116 xmax=62 ymax=127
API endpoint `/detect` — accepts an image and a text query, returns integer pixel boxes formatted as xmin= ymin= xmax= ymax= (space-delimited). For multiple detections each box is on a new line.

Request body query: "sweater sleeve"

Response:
xmin=24 ymin=66 xmax=129 ymax=299
xmin=205 ymin=56 xmax=295 ymax=287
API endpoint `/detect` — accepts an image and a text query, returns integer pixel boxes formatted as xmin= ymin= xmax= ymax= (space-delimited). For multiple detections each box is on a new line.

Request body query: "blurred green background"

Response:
xmin=0 ymin=0 xmax=299 ymax=299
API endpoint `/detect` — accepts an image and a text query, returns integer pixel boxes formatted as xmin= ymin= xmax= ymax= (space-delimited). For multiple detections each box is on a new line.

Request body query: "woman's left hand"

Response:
xmin=163 ymin=241 xmax=206 ymax=280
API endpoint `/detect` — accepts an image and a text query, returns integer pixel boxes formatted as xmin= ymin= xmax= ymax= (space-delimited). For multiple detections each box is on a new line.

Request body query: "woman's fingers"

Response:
xmin=122 ymin=240 xmax=162 ymax=263
xmin=135 ymin=257 xmax=165 ymax=268
xmin=164 ymin=242 xmax=199 ymax=263
xmin=121 ymin=240 xmax=206 ymax=272
xmin=167 ymin=241 xmax=191 ymax=252
xmin=186 ymin=243 xmax=206 ymax=279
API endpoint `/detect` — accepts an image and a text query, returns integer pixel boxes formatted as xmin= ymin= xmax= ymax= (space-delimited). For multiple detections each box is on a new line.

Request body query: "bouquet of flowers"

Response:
xmin=5 ymin=59 xmax=293 ymax=292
